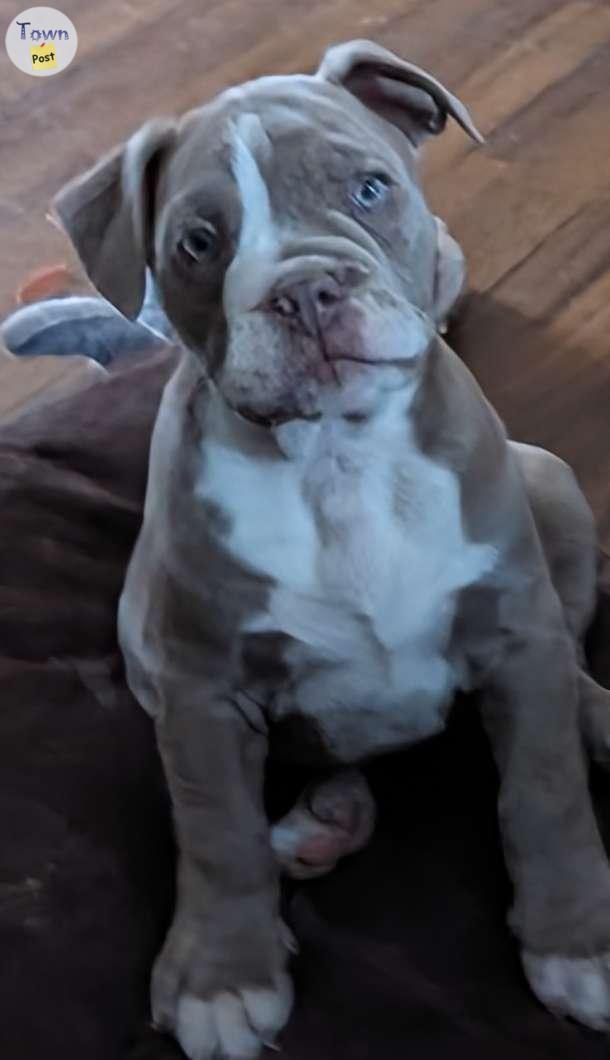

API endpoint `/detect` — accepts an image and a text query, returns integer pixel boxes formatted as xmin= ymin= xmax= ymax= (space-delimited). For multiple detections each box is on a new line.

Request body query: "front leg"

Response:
xmin=480 ymin=590 xmax=610 ymax=1029
xmin=153 ymin=690 xmax=293 ymax=1060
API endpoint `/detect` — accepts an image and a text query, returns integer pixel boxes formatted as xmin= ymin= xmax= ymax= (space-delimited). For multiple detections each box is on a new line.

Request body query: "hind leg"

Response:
xmin=511 ymin=442 xmax=597 ymax=641
xmin=511 ymin=442 xmax=610 ymax=763
xmin=270 ymin=769 xmax=376 ymax=879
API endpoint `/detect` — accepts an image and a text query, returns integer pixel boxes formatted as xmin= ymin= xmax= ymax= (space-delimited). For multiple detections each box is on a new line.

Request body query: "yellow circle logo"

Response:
xmin=5 ymin=6 xmax=77 ymax=76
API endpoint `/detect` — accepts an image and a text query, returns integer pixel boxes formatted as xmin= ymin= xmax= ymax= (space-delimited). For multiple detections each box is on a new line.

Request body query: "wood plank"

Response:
xmin=429 ymin=74 xmax=610 ymax=293
xmin=425 ymin=0 xmax=610 ymax=179
xmin=491 ymin=196 xmax=610 ymax=323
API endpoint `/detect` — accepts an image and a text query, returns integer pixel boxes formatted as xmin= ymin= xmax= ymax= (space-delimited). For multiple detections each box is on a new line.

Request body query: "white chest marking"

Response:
xmin=198 ymin=392 xmax=496 ymax=687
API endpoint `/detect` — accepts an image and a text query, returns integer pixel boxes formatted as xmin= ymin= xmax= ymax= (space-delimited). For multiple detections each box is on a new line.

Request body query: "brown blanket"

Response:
xmin=2 ymin=302 xmax=610 ymax=1060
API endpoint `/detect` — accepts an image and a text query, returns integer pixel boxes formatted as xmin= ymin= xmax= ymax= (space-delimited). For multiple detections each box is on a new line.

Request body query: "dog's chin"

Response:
xmin=219 ymin=305 xmax=433 ymax=429
xmin=227 ymin=359 xmax=413 ymax=431
xmin=226 ymin=382 xmax=322 ymax=430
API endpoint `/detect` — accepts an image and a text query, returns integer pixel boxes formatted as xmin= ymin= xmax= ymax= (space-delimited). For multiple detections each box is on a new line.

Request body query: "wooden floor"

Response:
xmin=2 ymin=0 xmax=610 ymax=536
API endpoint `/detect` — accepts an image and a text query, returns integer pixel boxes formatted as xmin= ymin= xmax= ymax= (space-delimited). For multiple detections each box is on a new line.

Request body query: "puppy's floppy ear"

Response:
xmin=432 ymin=217 xmax=466 ymax=330
xmin=52 ymin=119 xmax=176 ymax=320
xmin=316 ymin=39 xmax=483 ymax=147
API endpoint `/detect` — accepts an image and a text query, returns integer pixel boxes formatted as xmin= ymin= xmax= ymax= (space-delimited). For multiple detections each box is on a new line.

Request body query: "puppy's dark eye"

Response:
xmin=351 ymin=174 xmax=391 ymax=211
xmin=178 ymin=224 xmax=218 ymax=263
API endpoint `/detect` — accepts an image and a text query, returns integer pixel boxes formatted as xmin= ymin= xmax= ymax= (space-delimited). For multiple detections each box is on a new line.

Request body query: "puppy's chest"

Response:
xmin=199 ymin=420 xmax=495 ymax=702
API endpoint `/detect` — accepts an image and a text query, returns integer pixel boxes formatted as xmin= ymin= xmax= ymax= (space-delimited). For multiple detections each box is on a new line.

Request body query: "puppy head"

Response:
xmin=54 ymin=40 xmax=480 ymax=423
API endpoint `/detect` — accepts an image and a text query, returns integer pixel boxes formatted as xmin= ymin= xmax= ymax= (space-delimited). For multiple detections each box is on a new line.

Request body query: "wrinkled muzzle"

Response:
xmin=218 ymin=246 xmax=435 ymax=426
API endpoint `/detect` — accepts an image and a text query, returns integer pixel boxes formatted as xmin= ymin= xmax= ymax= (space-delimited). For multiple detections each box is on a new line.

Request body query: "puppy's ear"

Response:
xmin=316 ymin=39 xmax=483 ymax=147
xmin=432 ymin=217 xmax=466 ymax=330
xmin=52 ymin=119 xmax=176 ymax=319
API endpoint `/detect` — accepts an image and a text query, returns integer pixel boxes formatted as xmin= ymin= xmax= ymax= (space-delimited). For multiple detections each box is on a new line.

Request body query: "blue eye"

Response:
xmin=351 ymin=174 xmax=391 ymax=211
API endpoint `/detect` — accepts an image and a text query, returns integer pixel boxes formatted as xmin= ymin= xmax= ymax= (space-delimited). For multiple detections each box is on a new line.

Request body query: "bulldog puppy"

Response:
xmin=53 ymin=40 xmax=610 ymax=1060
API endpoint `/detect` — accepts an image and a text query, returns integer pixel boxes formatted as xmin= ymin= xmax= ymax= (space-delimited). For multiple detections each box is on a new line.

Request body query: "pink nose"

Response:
xmin=268 ymin=274 xmax=345 ymax=335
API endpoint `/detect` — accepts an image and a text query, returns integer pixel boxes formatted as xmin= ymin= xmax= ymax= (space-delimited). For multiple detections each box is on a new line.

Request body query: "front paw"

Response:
xmin=152 ymin=910 xmax=293 ymax=1060
xmin=523 ymin=949 xmax=610 ymax=1030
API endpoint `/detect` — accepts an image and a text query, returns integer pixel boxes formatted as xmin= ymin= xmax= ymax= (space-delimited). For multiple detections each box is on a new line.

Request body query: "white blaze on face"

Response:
xmin=224 ymin=114 xmax=277 ymax=317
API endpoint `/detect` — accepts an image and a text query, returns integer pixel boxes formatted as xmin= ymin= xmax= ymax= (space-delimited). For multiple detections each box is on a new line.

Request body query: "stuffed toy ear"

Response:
xmin=432 ymin=217 xmax=466 ymax=331
xmin=316 ymin=39 xmax=483 ymax=147
xmin=52 ymin=119 xmax=176 ymax=319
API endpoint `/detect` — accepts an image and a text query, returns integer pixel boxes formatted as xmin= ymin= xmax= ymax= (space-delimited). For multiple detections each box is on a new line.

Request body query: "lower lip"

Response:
xmin=234 ymin=408 xmax=303 ymax=429
xmin=328 ymin=355 xmax=382 ymax=367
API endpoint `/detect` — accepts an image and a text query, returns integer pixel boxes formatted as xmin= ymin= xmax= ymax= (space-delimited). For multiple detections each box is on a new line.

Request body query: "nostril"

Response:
xmin=313 ymin=276 xmax=343 ymax=312
xmin=269 ymin=294 xmax=298 ymax=318
xmin=316 ymin=288 xmax=337 ymax=308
